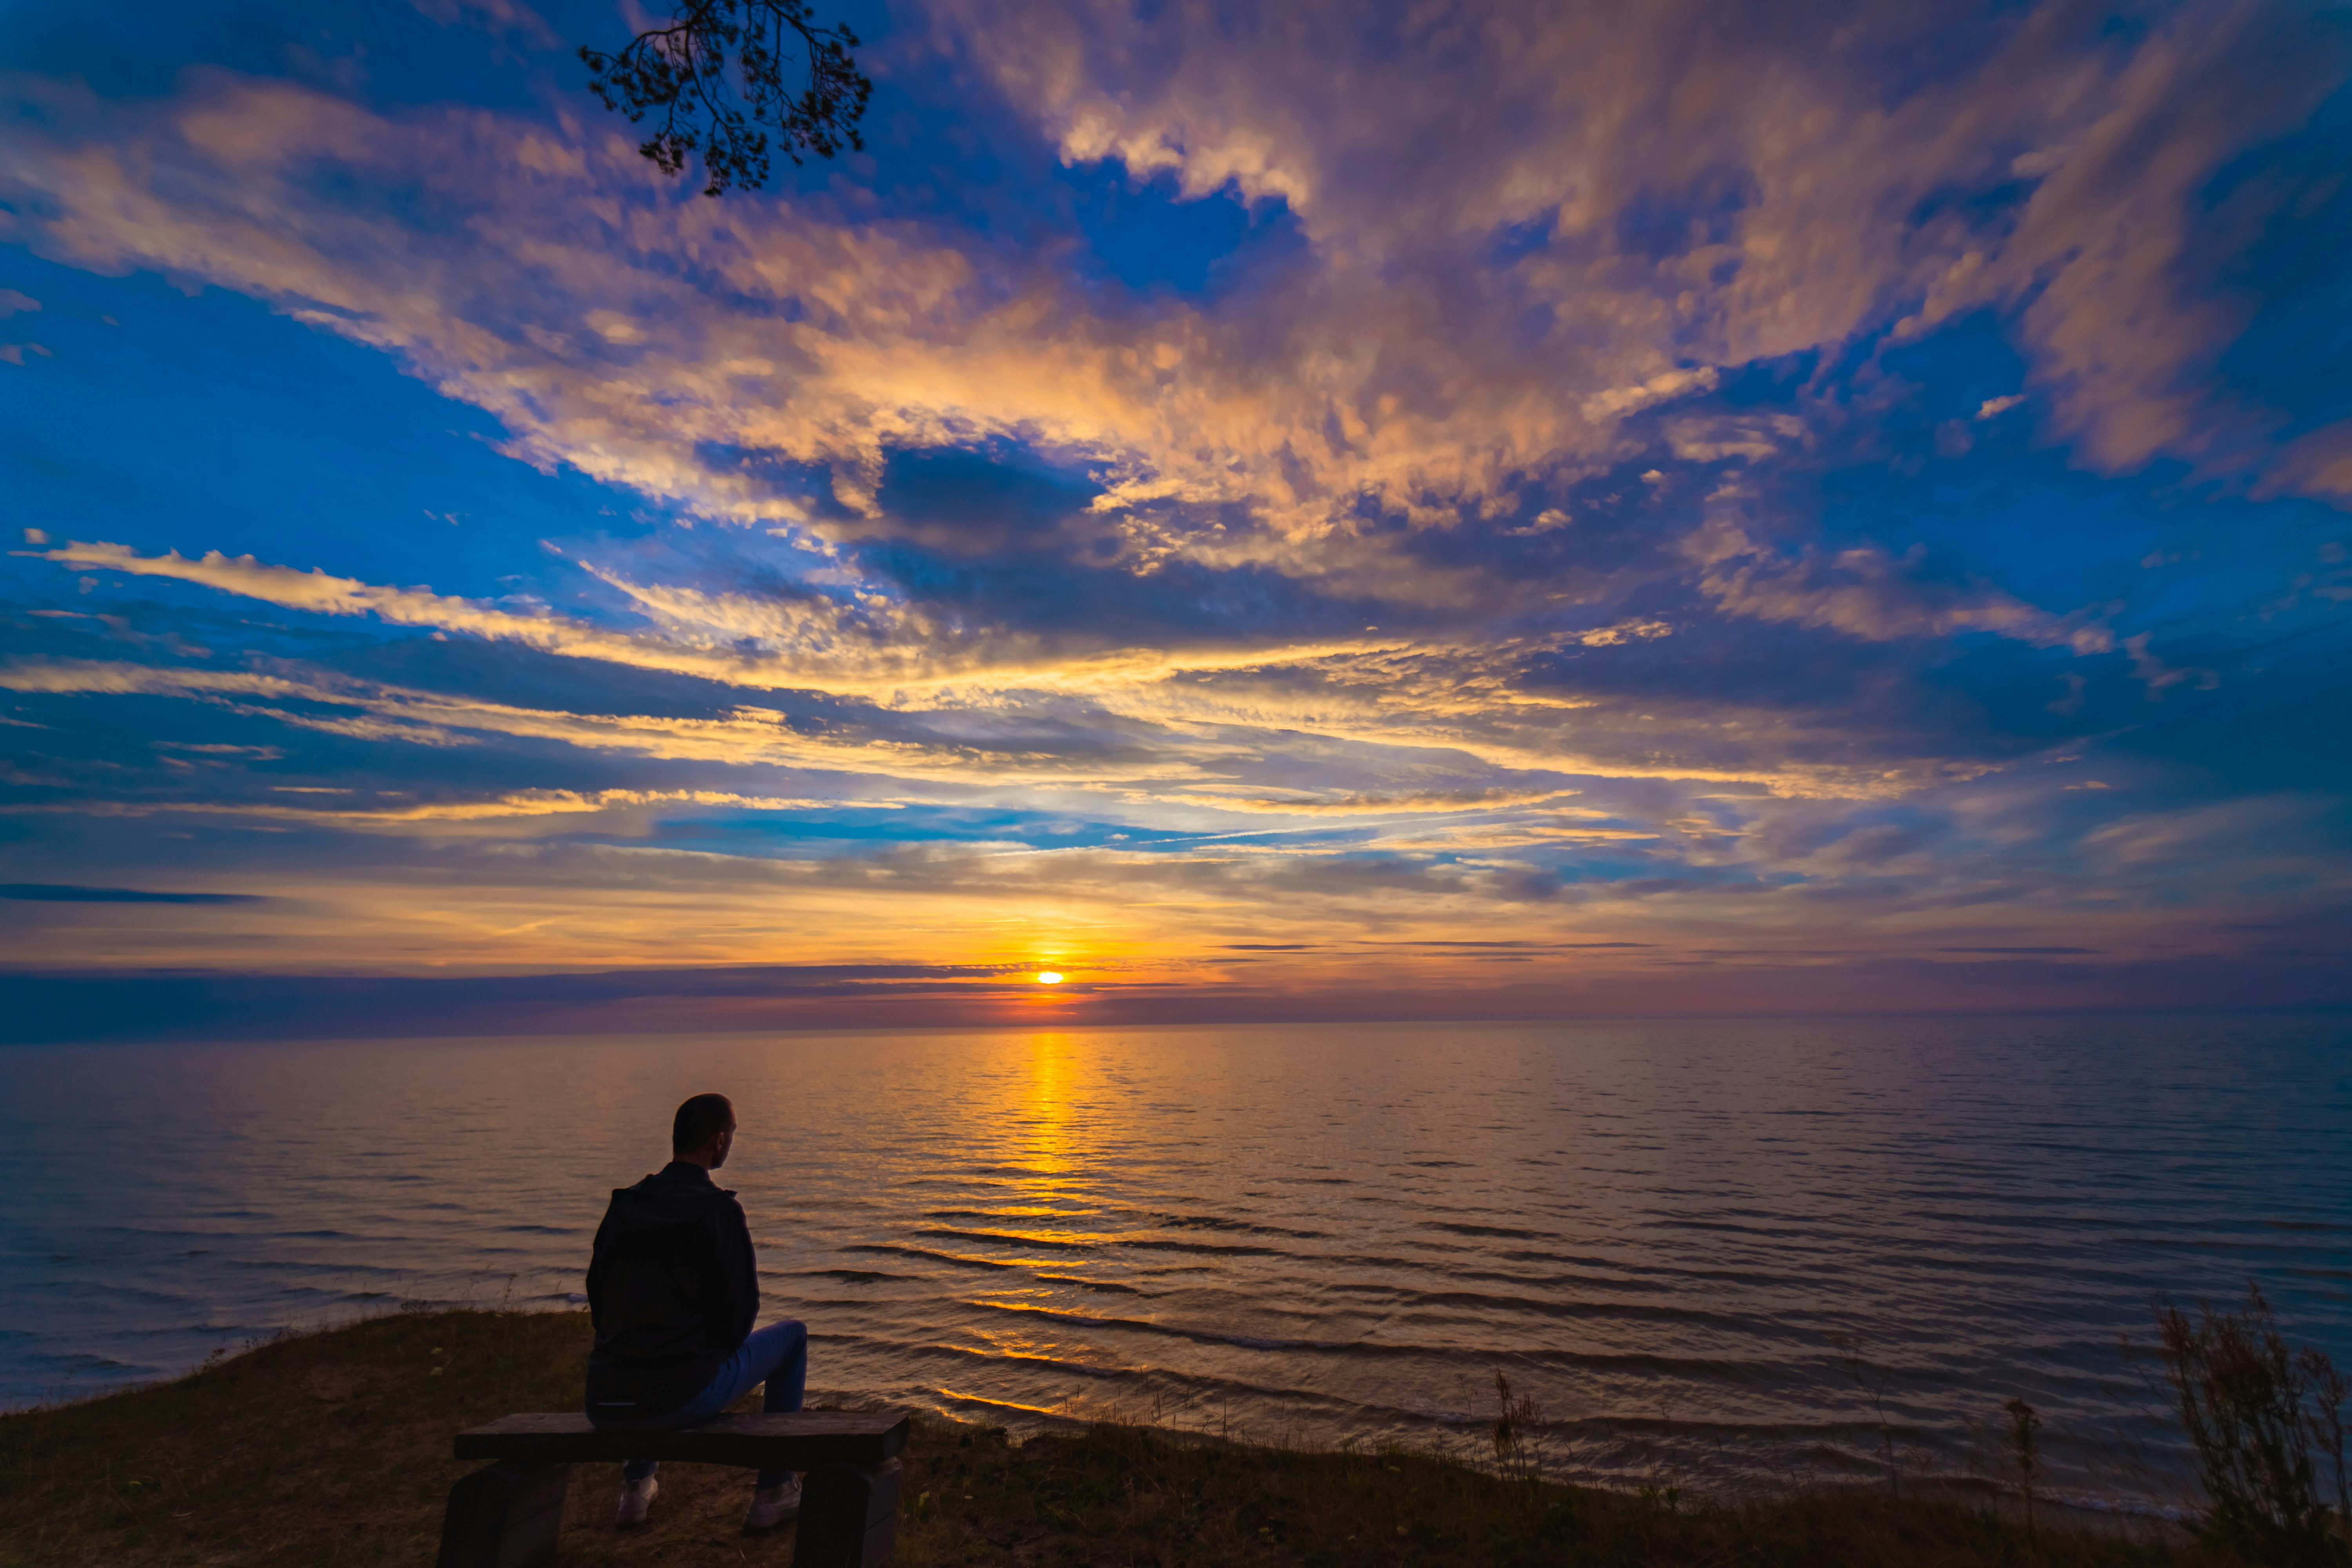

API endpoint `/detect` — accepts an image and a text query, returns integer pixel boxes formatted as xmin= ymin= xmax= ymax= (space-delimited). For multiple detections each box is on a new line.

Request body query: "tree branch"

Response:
xmin=579 ymin=0 xmax=871 ymax=197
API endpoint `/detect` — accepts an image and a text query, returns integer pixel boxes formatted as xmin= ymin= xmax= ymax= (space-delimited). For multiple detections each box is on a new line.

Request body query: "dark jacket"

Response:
xmin=583 ymin=1161 xmax=758 ymax=1420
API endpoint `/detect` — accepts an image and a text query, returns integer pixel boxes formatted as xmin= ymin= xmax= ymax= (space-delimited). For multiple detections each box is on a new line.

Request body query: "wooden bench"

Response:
xmin=436 ymin=1410 xmax=910 ymax=1568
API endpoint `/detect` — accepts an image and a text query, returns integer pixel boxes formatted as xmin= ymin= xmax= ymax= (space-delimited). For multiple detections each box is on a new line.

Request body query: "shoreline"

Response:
xmin=3 ymin=1299 xmax=2201 ymax=1535
xmin=0 ymin=1308 xmax=2228 ymax=1566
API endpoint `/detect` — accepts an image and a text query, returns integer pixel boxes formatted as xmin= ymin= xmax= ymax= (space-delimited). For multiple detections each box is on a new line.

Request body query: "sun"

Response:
xmin=1035 ymin=971 xmax=1064 ymax=985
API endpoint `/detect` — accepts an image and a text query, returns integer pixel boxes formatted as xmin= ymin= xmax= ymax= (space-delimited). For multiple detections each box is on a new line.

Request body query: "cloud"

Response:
xmin=1149 ymin=787 xmax=1578 ymax=816
xmin=1893 ymin=2 xmax=2352 ymax=489
xmin=1 ymin=7 xmax=2346 ymax=997
xmin=15 ymin=788 xmax=891 ymax=829
xmin=0 ymin=656 xmax=1234 ymax=783
xmin=4 ymin=0 xmax=2339 ymax=592
xmin=1682 ymin=495 xmax=2114 ymax=653
xmin=28 ymin=538 xmax=974 ymax=693
xmin=29 ymin=538 xmax=1414 ymax=706
xmin=407 ymin=0 xmax=559 ymax=49
xmin=1937 ymin=946 xmax=2098 ymax=955
xmin=935 ymin=0 xmax=2352 ymax=501
xmin=17 ymin=541 xmax=1993 ymax=800
xmin=0 ymin=882 xmax=263 ymax=903
xmin=2122 ymin=632 xmax=2219 ymax=698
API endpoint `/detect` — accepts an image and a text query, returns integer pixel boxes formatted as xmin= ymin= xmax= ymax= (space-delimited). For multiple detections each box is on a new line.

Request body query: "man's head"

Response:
xmin=671 ymin=1093 xmax=737 ymax=1169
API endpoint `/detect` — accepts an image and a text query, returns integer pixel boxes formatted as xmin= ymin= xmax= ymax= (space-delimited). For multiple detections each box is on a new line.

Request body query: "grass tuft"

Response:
xmin=2153 ymin=1283 xmax=2351 ymax=1564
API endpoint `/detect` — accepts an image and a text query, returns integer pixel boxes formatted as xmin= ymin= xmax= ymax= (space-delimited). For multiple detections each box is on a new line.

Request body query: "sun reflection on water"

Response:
xmin=1017 ymin=1032 xmax=1073 ymax=1178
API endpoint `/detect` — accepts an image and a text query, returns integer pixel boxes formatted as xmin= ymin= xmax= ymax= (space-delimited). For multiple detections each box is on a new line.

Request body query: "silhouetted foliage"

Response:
xmin=2308 ymin=1343 xmax=2352 ymax=1546
xmin=1492 ymin=1368 xmax=1544 ymax=1483
xmin=579 ymin=0 xmax=871 ymax=197
xmin=1830 ymin=1331 xmax=1903 ymax=1499
xmin=2005 ymin=1395 xmax=2042 ymax=1539
xmin=2154 ymin=1282 xmax=2348 ymax=1564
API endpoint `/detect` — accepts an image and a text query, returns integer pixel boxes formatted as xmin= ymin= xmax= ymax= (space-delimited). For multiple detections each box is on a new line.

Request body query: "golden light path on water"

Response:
xmin=1 ymin=1016 xmax=2347 ymax=1516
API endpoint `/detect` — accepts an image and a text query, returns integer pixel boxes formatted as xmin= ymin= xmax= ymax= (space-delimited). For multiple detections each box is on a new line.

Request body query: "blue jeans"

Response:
xmin=595 ymin=1319 xmax=808 ymax=1488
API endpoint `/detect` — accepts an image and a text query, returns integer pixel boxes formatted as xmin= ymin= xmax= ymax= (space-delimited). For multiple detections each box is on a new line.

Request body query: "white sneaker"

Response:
xmin=743 ymin=1476 xmax=801 ymax=1532
xmin=615 ymin=1475 xmax=658 ymax=1527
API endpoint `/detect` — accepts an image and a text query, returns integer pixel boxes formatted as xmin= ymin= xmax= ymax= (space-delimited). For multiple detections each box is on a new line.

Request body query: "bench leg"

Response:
xmin=435 ymin=1460 xmax=572 ymax=1568
xmin=794 ymin=1457 xmax=902 ymax=1568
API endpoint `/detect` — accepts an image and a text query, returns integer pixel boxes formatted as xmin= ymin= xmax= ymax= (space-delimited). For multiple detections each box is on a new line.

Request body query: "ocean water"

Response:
xmin=2 ymin=1016 xmax=2346 ymax=1511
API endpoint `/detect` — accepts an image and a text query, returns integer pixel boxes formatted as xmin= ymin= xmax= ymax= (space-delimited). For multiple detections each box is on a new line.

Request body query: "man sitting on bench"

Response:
xmin=585 ymin=1092 xmax=808 ymax=1532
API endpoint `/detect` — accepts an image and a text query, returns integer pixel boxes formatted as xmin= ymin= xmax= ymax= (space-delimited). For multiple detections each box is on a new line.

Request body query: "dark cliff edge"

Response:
xmin=0 ymin=1309 xmax=2230 ymax=1566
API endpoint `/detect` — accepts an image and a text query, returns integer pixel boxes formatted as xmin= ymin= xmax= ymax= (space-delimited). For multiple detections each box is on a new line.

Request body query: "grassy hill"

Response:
xmin=0 ymin=1308 xmax=2227 ymax=1566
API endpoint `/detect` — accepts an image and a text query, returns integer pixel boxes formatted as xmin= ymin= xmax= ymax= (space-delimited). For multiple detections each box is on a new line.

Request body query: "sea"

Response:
xmin=2 ymin=1015 xmax=2346 ymax=1515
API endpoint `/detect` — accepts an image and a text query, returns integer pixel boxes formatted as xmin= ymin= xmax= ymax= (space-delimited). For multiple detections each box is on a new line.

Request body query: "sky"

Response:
xmin=3 ymin=0 xmax=2350 ymax=1039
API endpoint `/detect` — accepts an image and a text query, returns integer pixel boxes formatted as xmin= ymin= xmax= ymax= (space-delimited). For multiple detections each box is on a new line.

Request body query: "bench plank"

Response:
xmin=453 ymin=1411 xmax=909 ymax=1468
